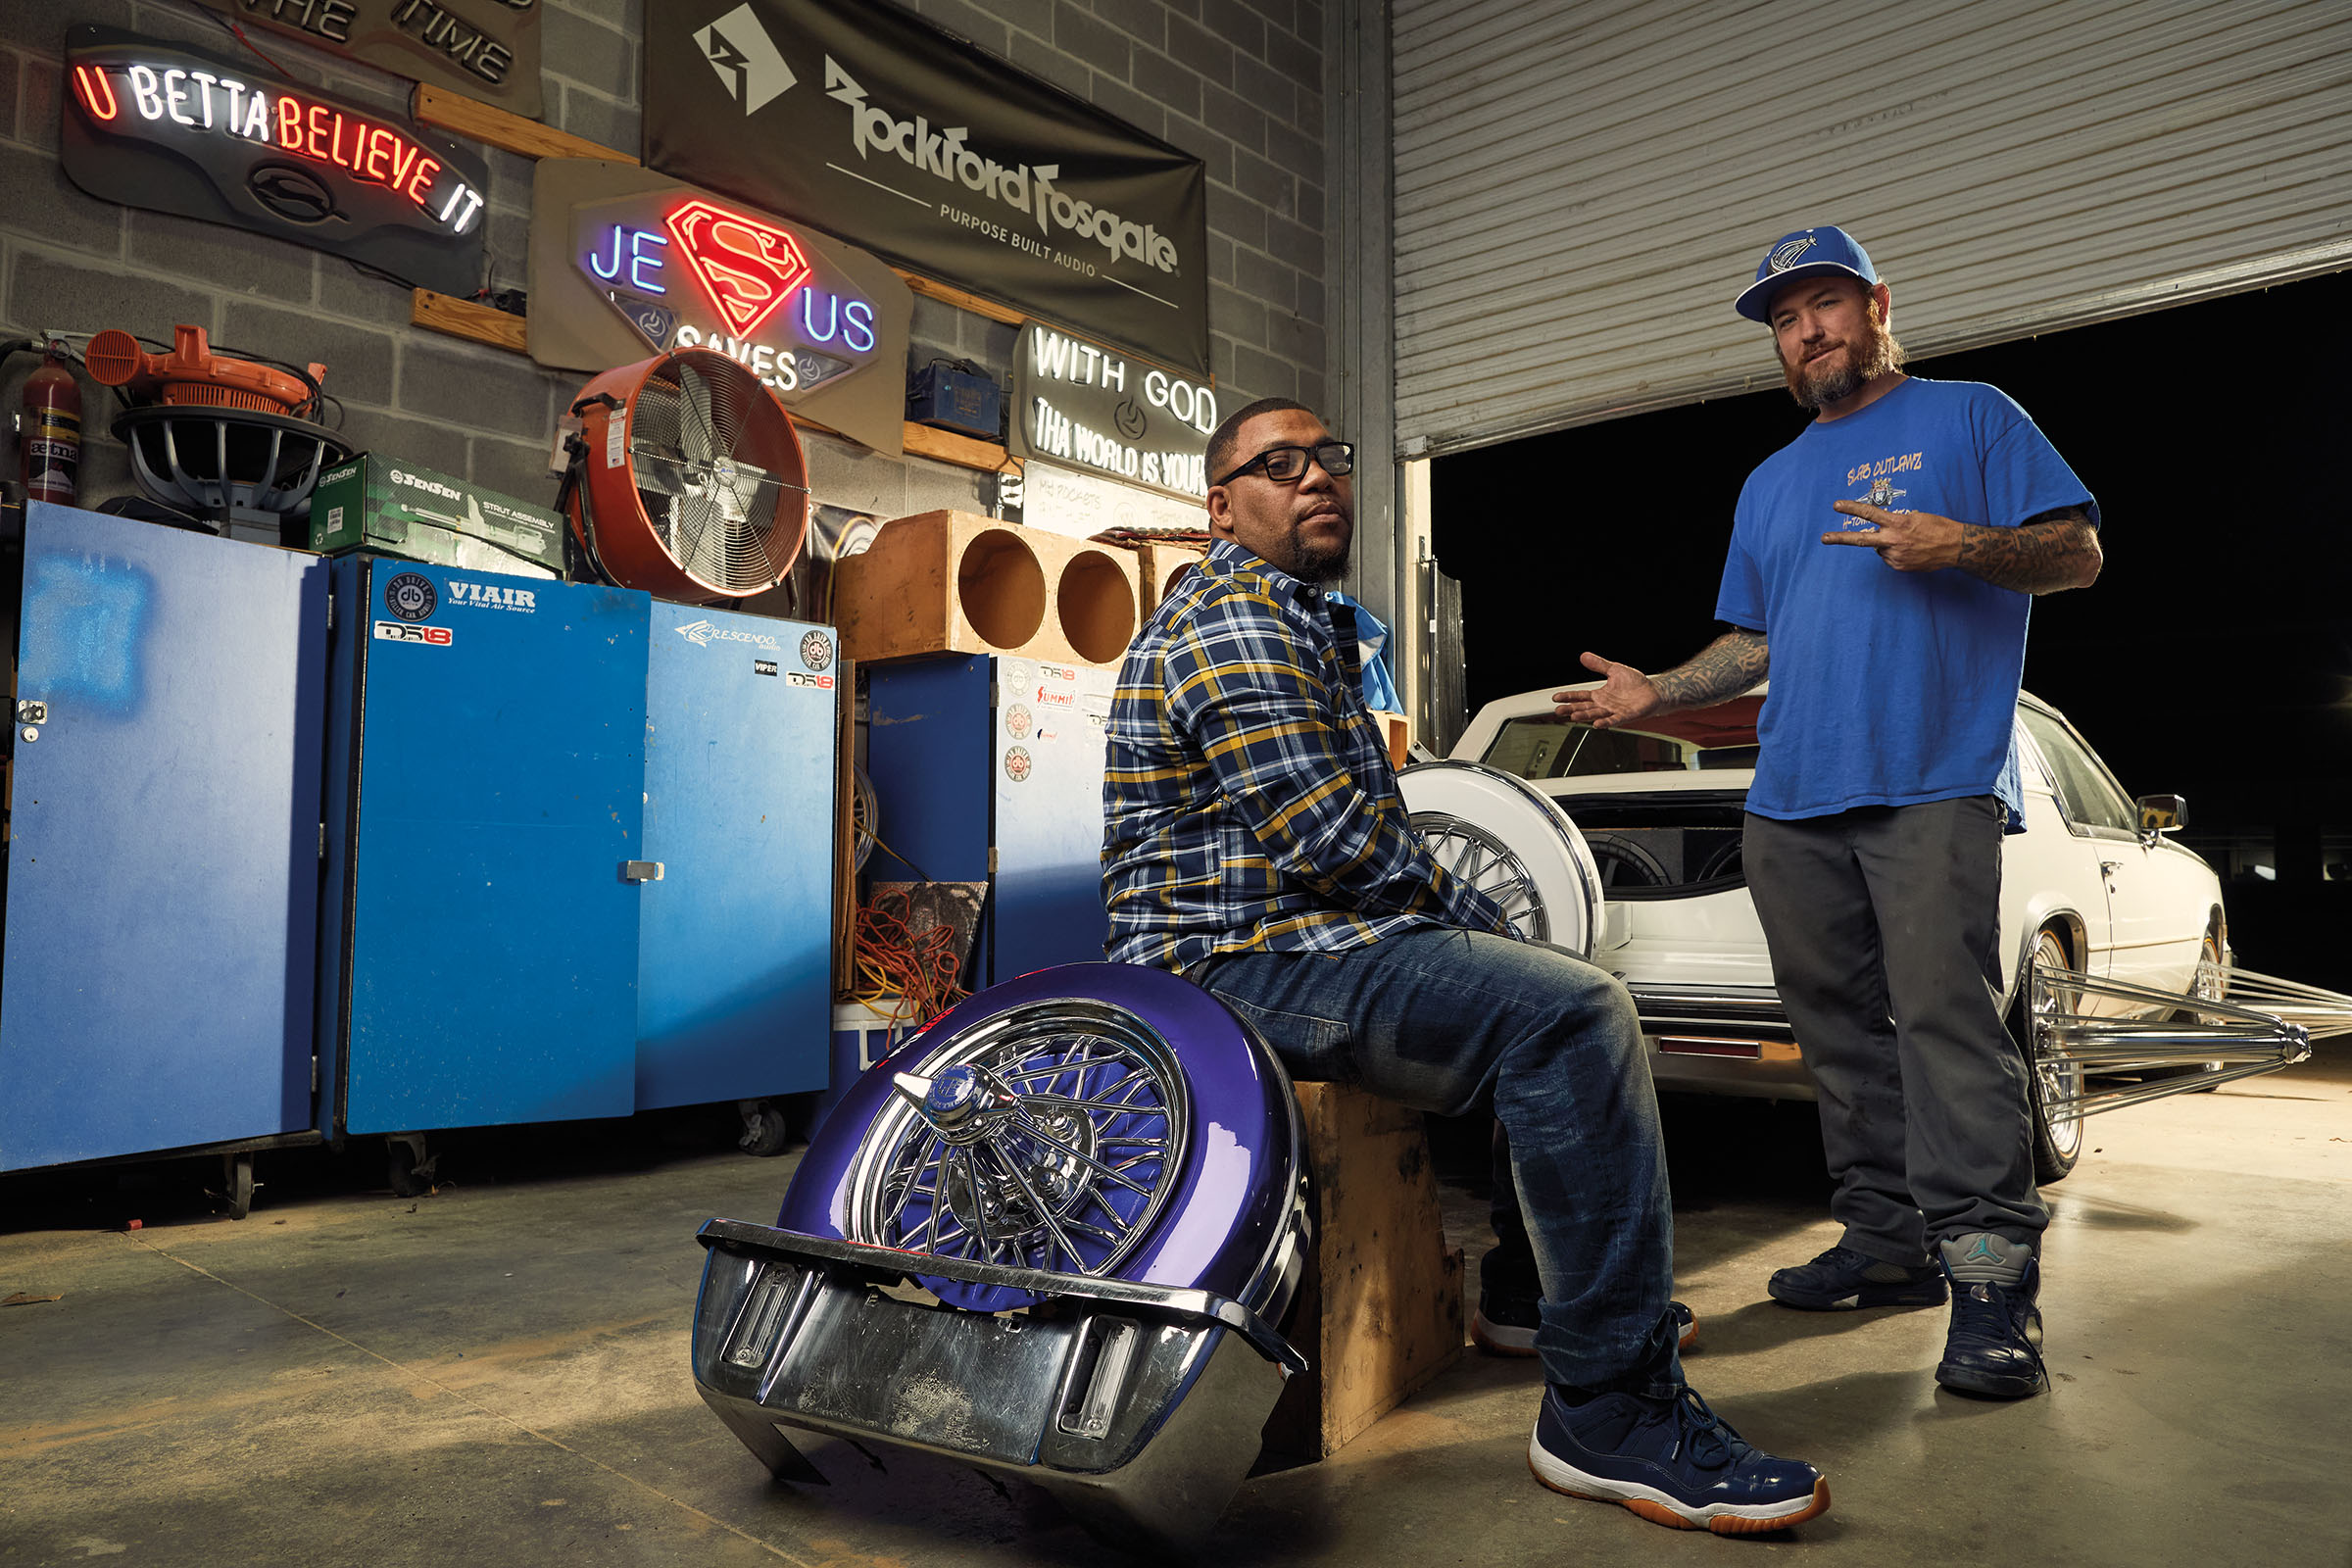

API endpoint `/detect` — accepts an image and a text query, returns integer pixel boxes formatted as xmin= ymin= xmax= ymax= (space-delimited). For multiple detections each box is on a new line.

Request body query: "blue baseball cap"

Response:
xmin=1733 ymin=225 xmax=1878 ymax=322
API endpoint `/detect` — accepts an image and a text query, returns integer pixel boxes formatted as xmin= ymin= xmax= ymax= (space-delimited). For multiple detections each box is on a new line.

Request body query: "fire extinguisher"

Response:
xmin=15 ymin=339 xmax=83 ymax=506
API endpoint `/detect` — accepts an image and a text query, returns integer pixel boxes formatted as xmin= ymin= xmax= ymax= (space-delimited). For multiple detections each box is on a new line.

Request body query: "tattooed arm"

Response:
xmin=1554 ymin=630 xmax=1770 ymax=729
xmin=1958 ymin=507 xmax=2101 ymax=593
xmin=1825 ymin=500 xmax=2102 ymax=594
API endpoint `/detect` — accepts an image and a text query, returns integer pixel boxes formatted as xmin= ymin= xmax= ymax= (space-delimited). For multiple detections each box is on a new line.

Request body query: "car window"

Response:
xmin=1477 ymin=699 xmax=1764 ymax=780
xmin=1480 ymin=716 xmax=1748 ymax=779
xmin=2019 ymin=707 xmax=2136 ymax=833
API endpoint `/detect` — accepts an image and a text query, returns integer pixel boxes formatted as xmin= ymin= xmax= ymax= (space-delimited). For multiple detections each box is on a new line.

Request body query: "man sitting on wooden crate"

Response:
xmin=1100 ymin=398 xmax=1831 ymax=1536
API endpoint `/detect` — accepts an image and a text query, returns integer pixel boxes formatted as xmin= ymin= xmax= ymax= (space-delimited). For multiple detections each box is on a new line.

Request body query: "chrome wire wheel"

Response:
xmin=1410 ymin=813 xmax=1547 ymax=941
xmin=2176 ymin=932 xmax=2229 ymax=1083
xmin=1396 ymin=761 xmax=1603 ymax=957
xmin=845 ymin=1002 xmax=1191 ymax=1292
xmin=2029 ymin=929 xmax=2084 ymax=1174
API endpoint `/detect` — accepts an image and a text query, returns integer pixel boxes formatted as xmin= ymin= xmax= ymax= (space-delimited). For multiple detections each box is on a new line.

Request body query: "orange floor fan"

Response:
xmin=563 ymin=346 xmax=810 ymax=602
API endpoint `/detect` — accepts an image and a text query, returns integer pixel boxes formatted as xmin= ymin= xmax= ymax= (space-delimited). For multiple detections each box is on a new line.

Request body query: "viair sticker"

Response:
xmin=446 ymin=579 xmax=537 ymax=612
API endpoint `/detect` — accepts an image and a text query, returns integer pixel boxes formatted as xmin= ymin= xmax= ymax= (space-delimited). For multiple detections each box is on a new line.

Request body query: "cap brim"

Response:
xmin=1733 ymin=262 xmax=1872 ymax=322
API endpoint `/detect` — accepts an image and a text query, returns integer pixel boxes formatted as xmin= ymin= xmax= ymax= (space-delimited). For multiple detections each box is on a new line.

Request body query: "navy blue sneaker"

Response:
xmin=1528 ymin=1383 xmax=1830 ymax=1534
xmin=1768 ymin=1244 xmax=1947 ymax=1311
xmin=1935 ymin=1235 xmax=2046 ymax=1398
xmin=1475 ymin=1296 xmax=1698 ymax=1356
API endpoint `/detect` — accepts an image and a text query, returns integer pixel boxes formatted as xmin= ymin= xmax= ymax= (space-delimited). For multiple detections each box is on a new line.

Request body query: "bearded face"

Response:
xmin=1774 ymin=282 xmax=1906 ymax=410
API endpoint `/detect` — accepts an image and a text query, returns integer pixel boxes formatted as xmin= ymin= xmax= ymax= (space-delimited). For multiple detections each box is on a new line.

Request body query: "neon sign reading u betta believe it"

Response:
xmin=69 ymin=60 xmax=484 ymax=234
xmin=582 ymin=199 xmax=876 ymax=393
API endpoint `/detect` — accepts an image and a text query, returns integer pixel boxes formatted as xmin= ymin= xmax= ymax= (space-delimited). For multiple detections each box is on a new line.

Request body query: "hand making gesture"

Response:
xmin=1822 ymin=500 xmax=1965 ymax=571
xmin=1553 ymin=651 xmax=1661 ymax=731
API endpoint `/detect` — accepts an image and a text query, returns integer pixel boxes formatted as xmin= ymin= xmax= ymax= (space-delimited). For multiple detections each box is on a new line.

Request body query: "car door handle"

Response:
xmin=621 ymin=860 xmax=664 ymax=883
xmin=2099 ymin=859 xmax=2122 ymax=876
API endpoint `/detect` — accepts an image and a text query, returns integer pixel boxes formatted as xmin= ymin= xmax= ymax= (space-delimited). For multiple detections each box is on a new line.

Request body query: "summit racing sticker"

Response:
xmin=374 ymin=619 xmax=453 ymax=647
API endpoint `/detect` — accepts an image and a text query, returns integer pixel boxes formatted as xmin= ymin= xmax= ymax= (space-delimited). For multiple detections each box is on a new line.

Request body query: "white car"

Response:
xmin=1419 ymin=684 xmax=2267 ymax=1183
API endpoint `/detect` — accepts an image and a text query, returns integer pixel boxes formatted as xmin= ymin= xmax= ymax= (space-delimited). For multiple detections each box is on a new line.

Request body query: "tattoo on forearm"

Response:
xmin=1653 ymin=629 xmax=1770 ymax=710
xmin=1958 ymin=511 xmax=2101 ymax=594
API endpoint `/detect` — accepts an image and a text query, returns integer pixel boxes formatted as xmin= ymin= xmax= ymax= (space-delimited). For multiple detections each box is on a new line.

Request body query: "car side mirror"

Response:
xmin=2136 ymin=793 xmax=2187 ymax=839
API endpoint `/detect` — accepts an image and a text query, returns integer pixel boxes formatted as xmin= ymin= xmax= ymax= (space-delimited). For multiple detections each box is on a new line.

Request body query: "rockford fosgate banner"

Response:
xmin=643 ymin=0 xmax=1209 ymax=374
xmin=185 ymin=0 xmax=545 ymax=121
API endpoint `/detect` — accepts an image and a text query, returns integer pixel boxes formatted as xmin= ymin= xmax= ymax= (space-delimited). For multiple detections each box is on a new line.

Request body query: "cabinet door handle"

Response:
xmin=621 ymin=860 xmax=664 ymax=883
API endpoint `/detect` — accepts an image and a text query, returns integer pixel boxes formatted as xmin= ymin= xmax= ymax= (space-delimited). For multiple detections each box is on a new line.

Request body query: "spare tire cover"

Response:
xmin=1398 ymin=760 xmax=1605 ymax=957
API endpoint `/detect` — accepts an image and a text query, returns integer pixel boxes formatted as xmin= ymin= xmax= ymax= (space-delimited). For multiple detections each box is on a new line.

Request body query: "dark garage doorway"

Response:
xmin=1432 ymin=268 xmax=2352 ymax=988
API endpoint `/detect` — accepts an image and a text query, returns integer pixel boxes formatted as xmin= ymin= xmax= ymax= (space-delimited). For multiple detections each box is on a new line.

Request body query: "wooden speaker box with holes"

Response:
xmin=835 ymin=512 xmax=1144 ymax=667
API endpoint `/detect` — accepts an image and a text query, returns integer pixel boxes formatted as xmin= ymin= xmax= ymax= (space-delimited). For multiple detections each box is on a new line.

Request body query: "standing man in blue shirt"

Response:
xmin=1563 ymin=226 xmax=2101 ymax=1400
xmin=1103 ymin=398 xmax=1831 ymax=1532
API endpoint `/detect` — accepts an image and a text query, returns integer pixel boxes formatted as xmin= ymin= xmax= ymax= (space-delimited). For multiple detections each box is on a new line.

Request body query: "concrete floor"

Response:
xmin=3 ymin=1052 xmax=2348 ymax=1568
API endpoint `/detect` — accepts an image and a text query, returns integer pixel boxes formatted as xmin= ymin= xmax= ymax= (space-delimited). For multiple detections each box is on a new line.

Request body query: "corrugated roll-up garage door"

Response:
xmin=1391 ymin=0 xmax=2352 ymax=457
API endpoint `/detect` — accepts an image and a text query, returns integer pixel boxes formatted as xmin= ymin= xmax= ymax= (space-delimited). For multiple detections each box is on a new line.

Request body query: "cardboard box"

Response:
xmin=310 ymin=455 xmax=565 ymax=577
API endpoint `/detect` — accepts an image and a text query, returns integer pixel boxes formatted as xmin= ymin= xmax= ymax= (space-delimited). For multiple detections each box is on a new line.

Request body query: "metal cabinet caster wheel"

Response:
xmin=736 ymin=1098 xmax=795 ymax=1157
xmin=387 ymin=1133 xmax=436 ymax=1198
xmin=220 ymin=1152 xmax=255 ymax=1220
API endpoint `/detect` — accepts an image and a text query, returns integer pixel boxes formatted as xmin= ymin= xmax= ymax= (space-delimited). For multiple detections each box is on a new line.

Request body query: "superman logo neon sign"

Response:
xmin=662 ymin=198 xmax=812 ymax=339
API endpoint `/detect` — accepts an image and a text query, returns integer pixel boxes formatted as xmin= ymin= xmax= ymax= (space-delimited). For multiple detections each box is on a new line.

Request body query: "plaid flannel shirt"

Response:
xmin=1102 ymin=538 xmax=1510 ymax=974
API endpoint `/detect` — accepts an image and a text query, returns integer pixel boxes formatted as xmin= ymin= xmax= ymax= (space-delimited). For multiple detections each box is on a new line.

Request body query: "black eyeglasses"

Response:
xmin=1212 ymin=441 xmax=1355 ymax=487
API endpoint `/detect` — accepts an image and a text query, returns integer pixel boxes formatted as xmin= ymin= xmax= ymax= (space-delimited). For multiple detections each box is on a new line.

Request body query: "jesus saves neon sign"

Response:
xmin=580 ymin=198 xmax=876 ymax=394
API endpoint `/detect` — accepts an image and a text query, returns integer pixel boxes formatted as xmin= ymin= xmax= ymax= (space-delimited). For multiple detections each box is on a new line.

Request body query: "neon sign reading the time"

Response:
xmin=70 ymin=60 xmax=484 ymax=234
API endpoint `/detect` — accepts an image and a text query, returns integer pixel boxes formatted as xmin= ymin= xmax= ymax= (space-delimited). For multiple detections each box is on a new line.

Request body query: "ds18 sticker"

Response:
xmin=373 ymin=619 xmax=453 ymax=646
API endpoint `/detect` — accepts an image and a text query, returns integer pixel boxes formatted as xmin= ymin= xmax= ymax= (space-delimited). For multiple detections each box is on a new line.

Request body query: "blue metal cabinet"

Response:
xmin=634 ymin=605 xmax=837 ymax=1109
xmin=318 ymin=559 xmax=649 ymax=1135
xmin=991 ymin=656 xmax=1116 ymax=980
xmin=865 ymin=654 xmax=1115 ymax=985
xmin=0 ymin=504 xmax=326 ymax=1171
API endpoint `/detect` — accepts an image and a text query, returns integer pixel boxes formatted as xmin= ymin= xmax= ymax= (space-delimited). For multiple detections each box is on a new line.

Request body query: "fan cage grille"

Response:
xmin=592 ymin=350 xmax=808 ymax=597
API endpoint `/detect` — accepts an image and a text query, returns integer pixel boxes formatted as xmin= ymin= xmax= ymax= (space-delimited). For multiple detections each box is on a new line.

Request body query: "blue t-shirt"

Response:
xmin=1715 ymin=377 xmax=2097 ymax=826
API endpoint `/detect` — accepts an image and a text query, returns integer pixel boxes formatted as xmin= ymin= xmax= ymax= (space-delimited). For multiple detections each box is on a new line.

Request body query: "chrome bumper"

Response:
xmin=690 ymin=1220 xmax=1306 ymax=1556
xmin=1629 ymin=982 xmax=1789 ymax=1040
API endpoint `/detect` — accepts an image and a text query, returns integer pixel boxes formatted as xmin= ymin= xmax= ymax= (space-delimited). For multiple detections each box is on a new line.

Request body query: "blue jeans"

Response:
xmin=1194 ymin=926 xmax=1684 ymax=1395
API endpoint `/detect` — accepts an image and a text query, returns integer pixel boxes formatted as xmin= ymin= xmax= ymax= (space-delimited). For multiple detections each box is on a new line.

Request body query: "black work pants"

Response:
xmin=1741 ymin=796 xmax=2047 ymax=1262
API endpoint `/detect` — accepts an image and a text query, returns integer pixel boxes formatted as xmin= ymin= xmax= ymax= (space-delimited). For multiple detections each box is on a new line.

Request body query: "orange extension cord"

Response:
xmin=850 ymin=882 xmax=966 ymax=1029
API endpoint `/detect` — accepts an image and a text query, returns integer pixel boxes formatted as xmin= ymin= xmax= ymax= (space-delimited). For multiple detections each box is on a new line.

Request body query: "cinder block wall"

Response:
xmin=0 ymin=0 xmax=1327 ymax=528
